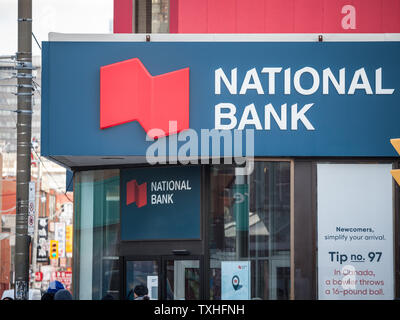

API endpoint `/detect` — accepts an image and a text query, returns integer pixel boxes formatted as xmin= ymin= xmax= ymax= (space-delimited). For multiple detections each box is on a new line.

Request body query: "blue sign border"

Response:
xmin=42 ymin=41 xmax=400 ymax=158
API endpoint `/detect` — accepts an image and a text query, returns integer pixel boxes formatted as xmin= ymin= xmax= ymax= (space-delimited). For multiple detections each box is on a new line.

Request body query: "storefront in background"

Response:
xmin=41 ymin=34 xmax=400 ymax=300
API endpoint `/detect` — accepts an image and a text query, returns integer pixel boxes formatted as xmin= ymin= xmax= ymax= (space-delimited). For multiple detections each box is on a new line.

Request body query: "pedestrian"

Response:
xmin=41 ymin=280 xmax=64 ymax=300
xmin=41 ymin=292 xmax=55 ymax=300
xmin=133 ymin=284 xmax=150 ymax=300
xmin=46 ymin=280 xmax=65 ymax=295
xmin=54 ymin=289 xmax=73 ymax=300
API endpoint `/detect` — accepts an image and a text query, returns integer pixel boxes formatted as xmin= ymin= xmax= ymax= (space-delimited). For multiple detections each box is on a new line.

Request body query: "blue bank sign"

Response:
xmin=121 ymin=165 xmax=201 ymax=241
xmin=41 ymin=35 xmax=400 ymax=160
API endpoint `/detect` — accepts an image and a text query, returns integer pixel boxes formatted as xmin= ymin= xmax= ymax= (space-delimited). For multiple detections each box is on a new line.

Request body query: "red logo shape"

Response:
xmin=126 ymin=180 xmax=147 ymax=208
xmin=100 ymin=58 xmax=189 ymax=139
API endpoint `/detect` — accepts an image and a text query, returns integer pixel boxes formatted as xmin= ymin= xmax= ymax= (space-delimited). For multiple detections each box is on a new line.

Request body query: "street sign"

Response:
xmin=35 ymin=272 xmax=43 ymax=282
xmin=36 ymin=218 xmax=49 ymax=263
xmin=28 ymin=181 xmax=35 ymax=237
xmin=55 ymin=222 xmax=66 ymax=258
xmin=51 ymin=271 xmax=72 ymax=289
xmin=390 ymin=139 xmax=400 ymax=185
xmin=65 ymin=225 xmax=73 ymax=257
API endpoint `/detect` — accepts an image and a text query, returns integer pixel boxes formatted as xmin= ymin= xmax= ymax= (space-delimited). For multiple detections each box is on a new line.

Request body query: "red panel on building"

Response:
xmin=113 ymin=0 xmax=132 ymax=33
xmin=172 ymin=0 xmax=208 ymax=33
xmin=264 ymin=0 xmax=295 ymax=33
xmin=236 ymin=0 xmax=265 ymax=33
xmin=100 ymin=58 xmax=190 ymax=139
xmin=353 ymin=0 xmax=382 ymax=32
xmin=383 ymin=0 xmax=400 ymax=32
xmin=169 ymin=0 xmax=179 ymax=33
xmin=114 ymin=0 xmax=400 ymax=34
xmin=207 ymin=0 xmax=237 ymax=33
xmin=294 ymin=0 xmax=323 ymax=33
xmin=162 ymin=0 xmax=400 ymax=34
xmin=323 ymin=0 xmax=351 ymax=32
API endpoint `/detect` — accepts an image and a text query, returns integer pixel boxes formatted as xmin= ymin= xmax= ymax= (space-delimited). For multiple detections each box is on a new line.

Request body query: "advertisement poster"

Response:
xmin=221 ymin=261 xmax=250 ymax=300
xmin=51 ymin=271 xmax=72 ymax=290
xmin=317 ymin=164 xmax=394 ymax=300
xmin=65 ymin=224 xmax=73 ymax=258
xmin=55 ymin=222 xmax=66 ymax=258
xmin=147 ymin=276 xmax=158 ymax=300
xmin=36 ymin=218 xmax=48 ymax=263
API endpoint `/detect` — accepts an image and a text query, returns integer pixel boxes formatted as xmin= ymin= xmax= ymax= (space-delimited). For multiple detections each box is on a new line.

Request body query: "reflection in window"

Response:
xmin=126 ymin=260 xmax=158 ymax=300
xmin=135 ymin=0 xmax=169 ymax=33
xmin=74 ymin=170 xmax=120 ymax=300
xmin=209 ymin=162 xmax=291 ymax=300
xmin=152 ymin=0 xmax=169 ymax=33
xmin=166 ymin=260 xmax=200 ymax=300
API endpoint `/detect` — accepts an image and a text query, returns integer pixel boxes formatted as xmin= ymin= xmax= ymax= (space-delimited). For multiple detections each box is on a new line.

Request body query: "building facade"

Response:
xmin=41 ymin=0 xmax=400 ymax=300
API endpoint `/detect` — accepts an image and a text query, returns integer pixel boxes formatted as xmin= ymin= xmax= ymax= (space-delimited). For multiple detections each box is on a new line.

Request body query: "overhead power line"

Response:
xmin=31 ymin=147 xmax=73 ymax=203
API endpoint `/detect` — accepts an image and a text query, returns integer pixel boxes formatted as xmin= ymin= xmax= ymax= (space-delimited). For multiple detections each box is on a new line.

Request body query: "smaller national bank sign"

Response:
xmin=121 ymin=166 xmax=201 ymax=241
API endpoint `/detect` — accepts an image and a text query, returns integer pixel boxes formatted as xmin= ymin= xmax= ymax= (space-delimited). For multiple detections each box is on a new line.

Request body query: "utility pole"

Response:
xmin=14 ymin=0 xmax=33 ymax=300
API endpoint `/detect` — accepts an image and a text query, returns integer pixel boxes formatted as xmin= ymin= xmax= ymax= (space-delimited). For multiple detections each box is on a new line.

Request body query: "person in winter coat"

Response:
xmin=54 ymin=289 xmax=73 ymax=300
xmin=41 ymin=280 xmax=65 ymax=300
xmin=133 ymin=285 xmax=150 ymax=300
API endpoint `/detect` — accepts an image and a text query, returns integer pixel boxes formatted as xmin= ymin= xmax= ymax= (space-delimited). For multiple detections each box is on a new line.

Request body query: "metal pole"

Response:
xmin=14 ymin=0 xmax=32 ymax=300
xmin=234 ymin=170 xmax=249 ymax=259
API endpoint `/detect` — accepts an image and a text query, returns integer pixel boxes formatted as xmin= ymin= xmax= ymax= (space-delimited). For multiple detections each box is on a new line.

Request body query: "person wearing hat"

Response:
xmin=41 ymin=280 xmax=65 ymax=300
xmin=133 ymin=284 xmax=150 ymax=300
xmin=54 ymin=289 xmax=73 ymax=300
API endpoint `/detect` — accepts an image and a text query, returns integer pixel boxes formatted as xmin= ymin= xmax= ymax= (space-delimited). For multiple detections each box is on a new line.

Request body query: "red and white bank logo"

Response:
xmin=100 ymin=58 xmax=190 ymax=138
xmin=100 ymin=57 xmax=255 ymax=173
xmin=126 ymin=179 xmax=147 ymax=208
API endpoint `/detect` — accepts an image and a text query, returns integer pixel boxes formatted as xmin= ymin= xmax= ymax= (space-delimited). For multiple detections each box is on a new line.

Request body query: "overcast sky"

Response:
xmin=0 ymin=0 xmax=113 ymax=56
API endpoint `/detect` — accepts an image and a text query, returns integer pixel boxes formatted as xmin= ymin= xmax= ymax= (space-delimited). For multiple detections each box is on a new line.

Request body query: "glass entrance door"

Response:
xmin=124 ymin=256 xmax=203 ymax=300
xmin=125 ymin=259 xmax=160 ymax=300
xmin=164 ymin=258 xmax=201 ymax=300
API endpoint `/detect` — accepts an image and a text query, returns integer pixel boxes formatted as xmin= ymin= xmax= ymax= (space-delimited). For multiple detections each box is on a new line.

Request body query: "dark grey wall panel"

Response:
xmin=293 ymin=161 xmax=317 ymax=300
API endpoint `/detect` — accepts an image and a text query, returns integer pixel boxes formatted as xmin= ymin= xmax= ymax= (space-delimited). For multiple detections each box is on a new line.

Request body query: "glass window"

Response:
xmin=209 ymin=162 xmax=291 ymax=300
xmin=152 ymin=0 xmax=169 ymax=33
xmin=135 ymin=0 xmax=150 ymax=33
xmin=126 ymin=260 xmax=159 ymax=300
xmin=73 ymin=170 xmax=120 ymax=300
xmin=135 ymin=0 xmax=169 ymax=33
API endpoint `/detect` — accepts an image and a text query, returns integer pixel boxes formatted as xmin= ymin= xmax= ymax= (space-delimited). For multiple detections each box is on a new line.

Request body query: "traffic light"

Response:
xmin=49 ymin=240 xmax=58 ymax=260
xmin=390 ymin=139 xmax=400 ymax=186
